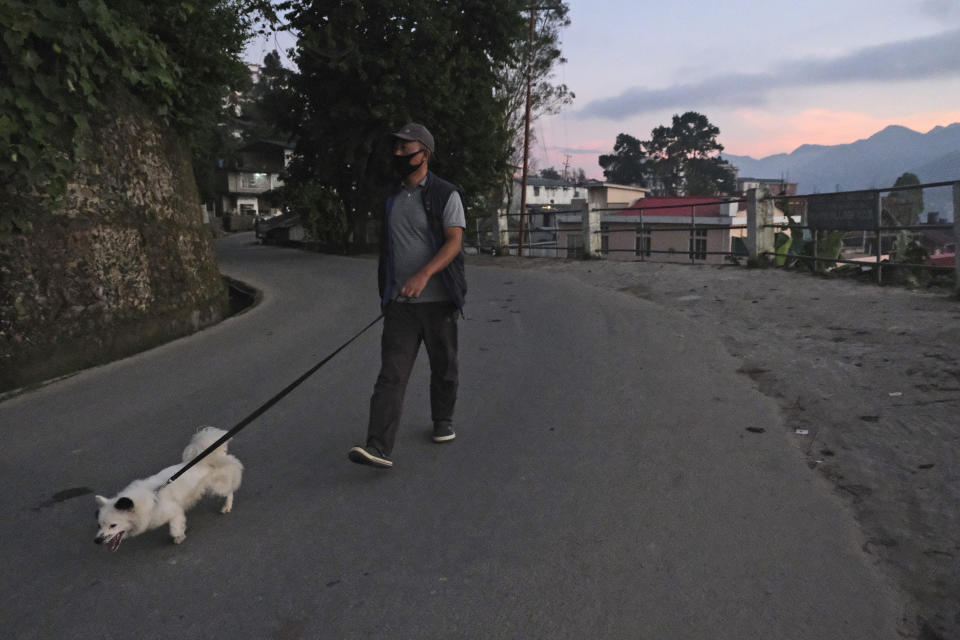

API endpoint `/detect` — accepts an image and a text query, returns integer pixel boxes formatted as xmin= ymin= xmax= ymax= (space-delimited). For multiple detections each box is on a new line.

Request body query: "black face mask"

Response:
xmin=392 ymin=150 xmax=424 ymax=178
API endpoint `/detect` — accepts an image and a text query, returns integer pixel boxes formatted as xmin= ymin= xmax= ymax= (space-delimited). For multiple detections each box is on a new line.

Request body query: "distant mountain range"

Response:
xmin=723 ymin=123 xmax=960 ymax=220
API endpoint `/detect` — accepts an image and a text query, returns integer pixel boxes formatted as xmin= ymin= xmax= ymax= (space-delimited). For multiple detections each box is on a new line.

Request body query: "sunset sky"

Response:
xmin=245 ymin=0 xmax=960 ymax=179
xmin=540 ymin=0 xmax=960 ymax=177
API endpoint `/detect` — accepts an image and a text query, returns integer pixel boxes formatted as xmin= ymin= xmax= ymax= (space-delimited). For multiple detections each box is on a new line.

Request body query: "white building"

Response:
xmin=503 ymin=178 xmax=650 ymax=256
xmin=214 ymin=140 xmax=294 ymax=220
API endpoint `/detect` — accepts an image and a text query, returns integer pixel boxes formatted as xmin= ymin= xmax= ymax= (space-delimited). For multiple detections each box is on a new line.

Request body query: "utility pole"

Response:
xmin=518 ymin=8 xmax=535 ymax=257
xmin=518 ymin=5 xmax=564 ymax=257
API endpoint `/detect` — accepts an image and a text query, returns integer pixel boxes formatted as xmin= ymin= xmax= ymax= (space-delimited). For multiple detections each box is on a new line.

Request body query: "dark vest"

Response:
xmin=378 ymin=171 xmax=467 ymax=309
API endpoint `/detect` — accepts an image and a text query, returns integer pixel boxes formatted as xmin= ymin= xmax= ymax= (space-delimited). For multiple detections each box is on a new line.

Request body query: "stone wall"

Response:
xmin=0 ymin=109 xmax=229 ymax=392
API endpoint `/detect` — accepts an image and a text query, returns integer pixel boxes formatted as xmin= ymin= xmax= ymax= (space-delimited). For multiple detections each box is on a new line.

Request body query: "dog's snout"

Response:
xmin=94 ymin=536 xmax=104 ymax=544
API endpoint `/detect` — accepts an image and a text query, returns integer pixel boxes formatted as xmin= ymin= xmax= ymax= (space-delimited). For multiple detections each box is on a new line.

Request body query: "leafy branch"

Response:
xmin=0 ymin=0 xmax=277 ymax=240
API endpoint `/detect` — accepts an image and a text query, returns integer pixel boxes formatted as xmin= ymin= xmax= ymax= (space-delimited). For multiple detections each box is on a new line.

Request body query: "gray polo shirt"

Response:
xmin=390 ymin=178 xmax=465 ymax=303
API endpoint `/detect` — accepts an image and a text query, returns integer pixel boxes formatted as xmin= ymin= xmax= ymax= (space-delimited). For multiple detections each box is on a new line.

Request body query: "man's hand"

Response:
xmin=400 ymin=226 xmax=463 ymax=300
xmin=401 ymin=271 xmax=431 ymax=299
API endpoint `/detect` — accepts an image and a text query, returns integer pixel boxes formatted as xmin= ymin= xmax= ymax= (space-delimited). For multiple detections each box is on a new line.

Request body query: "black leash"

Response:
xmin=163 ymin=309 xmax=389 ymax=487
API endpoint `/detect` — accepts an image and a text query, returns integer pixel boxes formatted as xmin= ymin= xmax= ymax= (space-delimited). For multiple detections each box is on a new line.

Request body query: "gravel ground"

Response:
xmin=469 ymin=255 xmax=960 ymax=640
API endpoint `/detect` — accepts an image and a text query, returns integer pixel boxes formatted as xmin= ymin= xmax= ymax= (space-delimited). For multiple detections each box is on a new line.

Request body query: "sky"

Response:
xmin=245 ymin=0 xmax=960 ymax=179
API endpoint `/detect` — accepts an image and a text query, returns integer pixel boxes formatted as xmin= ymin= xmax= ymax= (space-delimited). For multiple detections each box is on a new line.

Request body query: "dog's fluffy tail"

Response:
xmin=182 ymin=426 xmax=234 ymax=466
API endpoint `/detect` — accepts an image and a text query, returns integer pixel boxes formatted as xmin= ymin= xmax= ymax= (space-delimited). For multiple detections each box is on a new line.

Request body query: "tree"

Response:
xmin=598 ymin=133 xmax=647 ymax=186
xmin=539 ymin=167 xmax=562 ymax=180
xmin=883 ymin=172 xmax=924 ymax=226
xmin=644 ymin=112 xmax=735 ymax=196
xmin=499 ymin=4 xmax=574 ymax=152
xmin=0 ymin=0 xmax=277 ymax=237
xmin=240 ymin=50 xmax=297 ymax=143
xmin=498 ymin=4 xmax=573 ymax=224
xmin=499 ymin=5 xmax=573 ymax=149
xmin=683 ymin=156 xmax=737 ymax=196
xmin=598 ymin=113 xmax=735 ymax=194
xmin=280 ymin=0 xmax=526 ymax=250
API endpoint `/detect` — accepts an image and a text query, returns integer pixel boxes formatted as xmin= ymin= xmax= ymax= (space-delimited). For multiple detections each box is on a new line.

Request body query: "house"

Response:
xmin=918 ymin=214 xmax=956 ymax=267
xmin=927 ymin=244 xmax=955 ymax=268
xmin=510 ymin=176 xmax=587 ymax=208
xmin=557 ymin=195 xmax=787 ymax=263
xmin=504 ymin=177 xmax=586 ymax=254
xmin=582 ymin=180 xmax=651 ymax=209
xmin=213 ymin=139 xmax=294 ymax=223
xmin=506 ymin=179 xmax=650 ymax=256
xmin=507 ymin=177 xmax=586 ymax=237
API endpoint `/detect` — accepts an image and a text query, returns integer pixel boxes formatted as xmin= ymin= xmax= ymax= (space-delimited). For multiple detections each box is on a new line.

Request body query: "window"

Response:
xmin=533 ymin=186 xmax=541 ymax=196
xmin=636 ymin=229 xmax=651 ymax=257
xmin=689 ymin=229 xmax=707 ymax=260
xmin=601 ymin=223 xmax=610 ymax=255
xmin=241 ymin=173 xmax=267 ymax=189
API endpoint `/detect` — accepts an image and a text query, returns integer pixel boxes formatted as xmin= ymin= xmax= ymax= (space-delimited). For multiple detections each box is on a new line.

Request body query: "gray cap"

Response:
xmin=392 ymin=123 xmax=435 ymax=154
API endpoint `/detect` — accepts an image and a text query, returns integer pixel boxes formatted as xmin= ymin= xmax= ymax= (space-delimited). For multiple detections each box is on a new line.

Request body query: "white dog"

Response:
xmin=94 ymin=427 xmax=243 ymax=550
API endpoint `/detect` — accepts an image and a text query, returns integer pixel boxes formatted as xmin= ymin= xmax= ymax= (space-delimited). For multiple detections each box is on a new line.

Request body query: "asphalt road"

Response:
xmin=1 ymin=232 xmax=904 ymax=639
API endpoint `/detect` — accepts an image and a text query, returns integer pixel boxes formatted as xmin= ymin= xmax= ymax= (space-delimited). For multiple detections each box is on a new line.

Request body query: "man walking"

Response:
xmin=348 ymin=123 xmax=466 ymax=469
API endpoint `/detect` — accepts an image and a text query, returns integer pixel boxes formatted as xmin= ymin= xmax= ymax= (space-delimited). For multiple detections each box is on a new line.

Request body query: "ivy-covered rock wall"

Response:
xmin=0 ymin=110 xmax=229 ymax=392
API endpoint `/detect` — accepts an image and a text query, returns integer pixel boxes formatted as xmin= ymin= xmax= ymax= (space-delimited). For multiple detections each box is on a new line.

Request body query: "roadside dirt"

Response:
xmin=470 ymin=255 xmax=960 ymax=640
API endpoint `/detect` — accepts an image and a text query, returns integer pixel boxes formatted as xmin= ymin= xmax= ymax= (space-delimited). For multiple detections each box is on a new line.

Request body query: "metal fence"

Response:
xmin=490 ymin=180 xmax=958 ymax=287
xmin=761 ymin=181 xmax=957 ymax=285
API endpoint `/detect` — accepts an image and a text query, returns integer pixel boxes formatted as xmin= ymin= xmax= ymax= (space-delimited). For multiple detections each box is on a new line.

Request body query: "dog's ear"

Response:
xmin=114 ymin=497 xmax=134 ymax=511
xmin=95 ymin=495 xmax=109 ymax=507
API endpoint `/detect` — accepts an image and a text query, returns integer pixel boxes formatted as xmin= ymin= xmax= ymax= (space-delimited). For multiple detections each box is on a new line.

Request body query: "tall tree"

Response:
xmin=240 ymin=50 xmax=297 ymax=143
xmin=645 ymin=112 xmax=735 ymax=196
xmin=500 ymin=4 xmax=573 ymax=149
xmin=683 ymin=156 xmax=737 ymax=196
xmin=598 ymin=133 xmax=647 ymax=186
xmin=498 ymin=4 xmax=573 ymax=220
xmin=644 ymin=124 xmax=682 ymax=194
xmin=280 ymin=0 xmax=525 ymax=250
xmin=883 ymin=172 xmax=924 ymax=226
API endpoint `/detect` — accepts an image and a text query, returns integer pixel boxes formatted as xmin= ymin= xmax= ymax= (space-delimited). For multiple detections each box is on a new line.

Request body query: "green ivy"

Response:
xmin=0 ymin=0 xmax=275 ymax=240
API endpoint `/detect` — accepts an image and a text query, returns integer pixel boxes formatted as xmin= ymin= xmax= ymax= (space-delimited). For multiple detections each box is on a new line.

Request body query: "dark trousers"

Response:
xmin=367 ymin=301 xmax=459 ymax=455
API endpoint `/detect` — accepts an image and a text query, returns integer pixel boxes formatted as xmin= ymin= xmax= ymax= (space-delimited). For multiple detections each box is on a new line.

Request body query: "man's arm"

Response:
xmin=400 ymin=226 xmax=463 ymax=299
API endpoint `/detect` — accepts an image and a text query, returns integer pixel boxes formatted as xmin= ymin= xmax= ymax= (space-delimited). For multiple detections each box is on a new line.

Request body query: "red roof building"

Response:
xmin=556 ymin=196 xmax=748 ymax=263
xmin=620 ymin=197 xmax=739 ymax=219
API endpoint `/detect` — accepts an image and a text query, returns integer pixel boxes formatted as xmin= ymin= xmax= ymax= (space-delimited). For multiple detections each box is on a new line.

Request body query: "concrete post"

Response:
xmin=583 ymin=201 xmax=602 ymax=258
xmin=954 ymin=182 xmax=960 ymax=295
xmin=493 ymin=207 xmax=509 ymax=254
xmin=746 ymin=188 xmax=775 ymax=265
